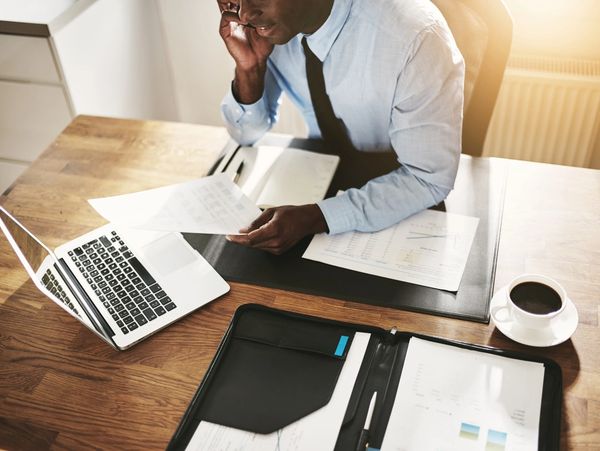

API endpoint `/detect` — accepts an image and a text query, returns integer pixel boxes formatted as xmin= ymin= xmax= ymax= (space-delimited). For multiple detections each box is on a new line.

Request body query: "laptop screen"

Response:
xmin=0 ymin=206 xmax=113 ymax=345
xmin=0 ymin=207 xmax=55 ymax=282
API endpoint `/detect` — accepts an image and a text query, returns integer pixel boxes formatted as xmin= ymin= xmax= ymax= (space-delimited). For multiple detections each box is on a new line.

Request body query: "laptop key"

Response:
xmin=164 ymin=302 xmax=176 ymax=312
xmin=150 ymin=300 xmax=160 ymax=309
xmin=125 ymin=301 xmax=135 ymax=310
xmin=117 ymin=320 xmax=124 ymax=327
xmin=128 ymin=323 xmax=139 ymax=332
xmin=130 ymin=307 xmax=141 ymax=317
xmin=135 ymin=314 xmax=148 ymax=326
xmin=143 ymin=308 xmax=157 ymax=321
xmin=121 ymin=327 xmax=129 ymax=335
xmin=129 ymin=257 xmax=156 ymax=286
xmin=155 ymin=306 xmax=166 ymax=316
xmin=124 ymin=316 xmax=134 ymax=324
xmin=159 ymin=297 xmax=171 ymax=306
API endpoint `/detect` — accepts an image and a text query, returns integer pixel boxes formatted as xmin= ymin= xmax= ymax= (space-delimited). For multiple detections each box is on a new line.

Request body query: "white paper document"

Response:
xmin=219 ymin=146 xmax=339 ymax=209
xmin=302 ymin=209 xmax=479 ymax=291
xmin=184 ymin=332 xmax=371 ymax=451
xmin=88 ymin=174 xmax=261 ymax=235
xmin=381 ymin=338 xmax=545 ymax=451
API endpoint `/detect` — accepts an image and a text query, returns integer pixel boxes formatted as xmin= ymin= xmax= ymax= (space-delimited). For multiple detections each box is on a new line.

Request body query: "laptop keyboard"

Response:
xmin=68 ymin=231 xmax=177 ymax=335
xmin=42 ymin=270 xmax=79 ymax=315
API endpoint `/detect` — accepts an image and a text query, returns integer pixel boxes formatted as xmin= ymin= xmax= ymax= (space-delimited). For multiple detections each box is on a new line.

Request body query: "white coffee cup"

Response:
xmin=492 ymin=274 xmax=567 ymax=329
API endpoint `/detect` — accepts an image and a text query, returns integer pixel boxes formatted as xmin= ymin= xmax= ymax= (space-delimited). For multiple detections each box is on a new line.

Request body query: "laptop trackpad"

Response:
xmin=142 ymin=233 xmax=197 ymax=276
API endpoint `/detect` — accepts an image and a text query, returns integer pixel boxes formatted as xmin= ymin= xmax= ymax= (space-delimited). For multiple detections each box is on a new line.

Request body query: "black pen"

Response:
xmin=356 ymin=392 xmax=377 ymax=451
xmin=232 ymin=161 xmax=244 ymax=184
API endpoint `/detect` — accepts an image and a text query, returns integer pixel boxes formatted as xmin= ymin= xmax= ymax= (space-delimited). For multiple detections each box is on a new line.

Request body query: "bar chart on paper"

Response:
xmin=380 ymin=338 xmax=544 ymax=451
xmin=303 ymin=209 xmax=479 ymax=291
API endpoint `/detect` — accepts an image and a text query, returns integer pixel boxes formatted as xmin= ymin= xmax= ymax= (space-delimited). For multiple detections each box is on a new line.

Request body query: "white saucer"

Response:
xmin=490 ymin=286 xmax=579 ymax=347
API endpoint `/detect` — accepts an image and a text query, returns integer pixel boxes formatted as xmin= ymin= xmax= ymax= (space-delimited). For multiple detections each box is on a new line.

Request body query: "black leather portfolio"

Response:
xmin=185 ymin=136 xmax=507 ymax=323
xmin=167 ymin=304 xmax=562 ymax=450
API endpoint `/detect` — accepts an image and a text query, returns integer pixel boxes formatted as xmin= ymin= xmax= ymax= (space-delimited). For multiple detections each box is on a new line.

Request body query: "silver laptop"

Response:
xmin=0 ymin=206 xmax=230 ymax=350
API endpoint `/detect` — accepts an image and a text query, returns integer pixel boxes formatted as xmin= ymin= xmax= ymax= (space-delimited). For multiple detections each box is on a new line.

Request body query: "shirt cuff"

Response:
xmin=221 ymin=87 xmax=271 ymax=145
xmin=317 ymin=194 xmax=358 ymax=235
xmin=222 ymin=87 xmax=268 ymax=124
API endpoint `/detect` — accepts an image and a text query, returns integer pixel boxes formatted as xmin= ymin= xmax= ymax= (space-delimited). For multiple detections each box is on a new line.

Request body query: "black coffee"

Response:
xmin=510 ymin=282 xmax=562 ymax=315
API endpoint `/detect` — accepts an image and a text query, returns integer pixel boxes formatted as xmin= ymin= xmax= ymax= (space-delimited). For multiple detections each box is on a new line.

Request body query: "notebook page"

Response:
xmin=253 ymin=147 xmax=339 ymax=208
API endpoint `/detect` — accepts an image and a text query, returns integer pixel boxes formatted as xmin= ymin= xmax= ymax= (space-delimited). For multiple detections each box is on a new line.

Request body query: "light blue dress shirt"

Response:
xmin=221 ymin=0 xmax=464 ymax=235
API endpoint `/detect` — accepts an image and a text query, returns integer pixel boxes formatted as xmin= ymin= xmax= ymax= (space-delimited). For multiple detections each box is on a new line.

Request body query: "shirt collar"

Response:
xmin=303 ymin=0 xmax=352 ymax=62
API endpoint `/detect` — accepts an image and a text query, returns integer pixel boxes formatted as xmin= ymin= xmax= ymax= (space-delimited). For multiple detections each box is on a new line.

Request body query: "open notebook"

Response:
xmin=216 ymin=146 xmax=340 ymax=209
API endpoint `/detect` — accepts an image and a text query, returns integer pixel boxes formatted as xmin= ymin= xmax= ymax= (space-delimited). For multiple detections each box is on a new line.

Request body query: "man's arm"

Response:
xmin=318 ymin=22 xmax=464 ymax=234
xmin=217 ymin=1 xmax=281 ymax=145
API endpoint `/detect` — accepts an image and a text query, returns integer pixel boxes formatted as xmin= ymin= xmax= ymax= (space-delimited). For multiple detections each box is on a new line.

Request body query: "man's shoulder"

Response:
xmin=350 ymin=0 xmax=446 ymax=38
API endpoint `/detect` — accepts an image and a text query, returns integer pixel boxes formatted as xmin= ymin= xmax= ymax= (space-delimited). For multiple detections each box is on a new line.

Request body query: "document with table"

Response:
xmin=167 ymin=305 xmax=562 ymax=451
xmin=88 ymin=174 xmax=261 ymax=235
xmin=303 ymin=209 xmax=480 ymax=291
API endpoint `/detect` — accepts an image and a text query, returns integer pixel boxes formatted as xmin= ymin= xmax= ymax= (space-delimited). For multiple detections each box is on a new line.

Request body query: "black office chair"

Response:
xmin=432 ymin=0 xmax=513 ymax=156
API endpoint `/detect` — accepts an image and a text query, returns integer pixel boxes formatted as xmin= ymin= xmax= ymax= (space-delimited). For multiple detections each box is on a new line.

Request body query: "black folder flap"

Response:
xmin=193 ymin=307 xmax=357 ymax=435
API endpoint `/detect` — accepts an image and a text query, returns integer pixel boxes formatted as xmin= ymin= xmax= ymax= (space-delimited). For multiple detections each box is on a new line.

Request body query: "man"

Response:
xmin=218 ymin=0 xmax=464 ymax=254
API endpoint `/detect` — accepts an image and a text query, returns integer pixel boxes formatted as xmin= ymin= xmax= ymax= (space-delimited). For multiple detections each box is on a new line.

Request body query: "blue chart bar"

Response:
xmin=486 ymin=429 xmax=508 ymax=451
xmin=459 ymin=422 xmax=480 ymax=440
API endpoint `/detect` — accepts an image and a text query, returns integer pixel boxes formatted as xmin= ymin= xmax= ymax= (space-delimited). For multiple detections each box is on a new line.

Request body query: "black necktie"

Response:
xmin=301 ymin=37 xmax=400 ymax=190
xmin=301 ymin=37 xmax=354 ymax=153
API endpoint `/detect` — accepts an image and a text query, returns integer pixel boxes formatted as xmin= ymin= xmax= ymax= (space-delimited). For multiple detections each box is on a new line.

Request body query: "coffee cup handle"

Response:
xmin=491 ymin=305 xmax=511 ymax=323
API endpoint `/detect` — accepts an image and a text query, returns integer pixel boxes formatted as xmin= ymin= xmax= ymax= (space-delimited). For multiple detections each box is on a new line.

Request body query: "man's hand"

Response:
xmin=217 ymin=1 xmax=274 ymax=104
xmin=226 ymin=204 xmax=329 ymax=255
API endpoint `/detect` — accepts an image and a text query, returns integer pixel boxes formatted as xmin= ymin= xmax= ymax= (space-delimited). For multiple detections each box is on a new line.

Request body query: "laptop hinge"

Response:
xmin=56 ymin=259 xmax=117 ymax=342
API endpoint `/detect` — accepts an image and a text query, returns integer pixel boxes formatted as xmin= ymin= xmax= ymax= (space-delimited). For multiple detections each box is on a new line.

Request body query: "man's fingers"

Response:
xmin=217 ymin=1 xmax=239 ymax=13
xmin=240 ymin=209 xmax=276 ymax=233
xmin=225 ymin=233 xmax=251 ymax=245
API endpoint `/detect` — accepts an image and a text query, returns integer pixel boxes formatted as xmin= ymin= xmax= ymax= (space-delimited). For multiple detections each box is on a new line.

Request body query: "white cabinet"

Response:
xmin=0 ymin=0 xmax=177 ymax=192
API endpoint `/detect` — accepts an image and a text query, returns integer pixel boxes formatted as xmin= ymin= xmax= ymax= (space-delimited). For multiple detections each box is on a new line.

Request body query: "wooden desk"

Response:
xmin=1 ymin=116 xmax=599 ymax=450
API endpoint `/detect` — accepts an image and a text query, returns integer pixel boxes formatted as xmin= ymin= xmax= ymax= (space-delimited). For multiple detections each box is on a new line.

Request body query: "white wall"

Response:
xmin=53 ymin=0 xmax=177 ymax=120
xmin=157 ymin=0 xmax=233 ymax=126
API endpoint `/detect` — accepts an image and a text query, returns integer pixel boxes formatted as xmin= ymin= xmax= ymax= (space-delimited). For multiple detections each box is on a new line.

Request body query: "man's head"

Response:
xmin=223 ymin=0 xmax=334 ymax=45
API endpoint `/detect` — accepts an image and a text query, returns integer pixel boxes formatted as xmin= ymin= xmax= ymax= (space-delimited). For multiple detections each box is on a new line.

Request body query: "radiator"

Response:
xmin=483 ymin=55 xmax=600 ymax=167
